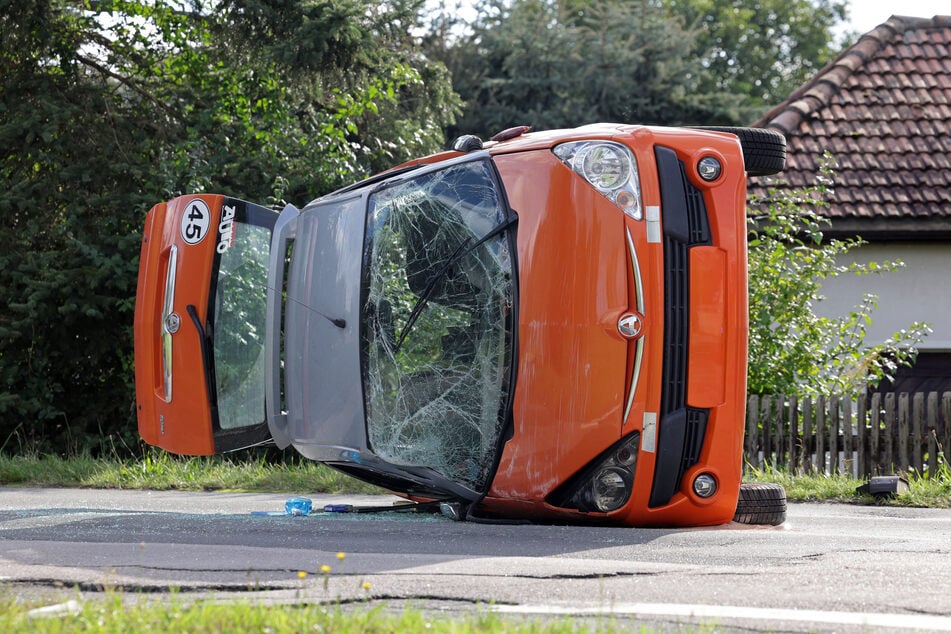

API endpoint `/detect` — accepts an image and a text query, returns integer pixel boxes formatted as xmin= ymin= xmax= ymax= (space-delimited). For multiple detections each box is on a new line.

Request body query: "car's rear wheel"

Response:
xmin=733 ymin=482 xmax=787 ymax=525
xmin=691 ymin=126 xmax=786 ymax=177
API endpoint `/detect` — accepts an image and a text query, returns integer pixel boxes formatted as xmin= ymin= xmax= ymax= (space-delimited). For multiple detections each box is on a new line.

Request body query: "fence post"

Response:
xmin=870 ymin=393 xmax=882 ymax=475
xmin=942 ymin=393 xmax=951 ymax=467
xmin=927 ymin=392 xmax=938 ymax=477
xmin=829 ymin=395 xmax=840 ymax=474
xmin=842 ymin=397 xmax=853 ymax=477
xmin=746 ymin=394 xmax=760 ymax=471
xmin=898 ymin=393 xmax=910 ymax=473
xmin=802 ymin=396 xmax=814 ymax=474
xmin=787 ymin=394 xmax=798 ymax=472
xmin=772 ymin=395 xmax=786 ymax=469
xmin=761 ymin=395 xmax=773 ymax=468
xmin=816 ymin=395 xmax=827 ymax=475
xmin=912 ymin=392 xmax=925 ymax=474
xmin=884 ymin=393 xmax=896 ymax=474
xmin=857 ymin=393 xmax=868 ymax=478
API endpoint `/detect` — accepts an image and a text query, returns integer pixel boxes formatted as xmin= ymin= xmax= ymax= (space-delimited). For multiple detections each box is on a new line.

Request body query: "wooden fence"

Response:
xmin=744 ymin=392 xmax=951 ymax=478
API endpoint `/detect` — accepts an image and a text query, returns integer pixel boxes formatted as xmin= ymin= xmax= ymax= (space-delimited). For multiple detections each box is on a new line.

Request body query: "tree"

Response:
xmin=424 ymin=0 xmax=848 ymax=136
xmin=665 ymin=0 xmax=848 ymax=120
xmin=0 ymin=0 xmax=459 ymax=454
xmin=425 ymin=0 xmax=745 ymax=139
xmin=746 ymin=158 xmax=931 ymax=396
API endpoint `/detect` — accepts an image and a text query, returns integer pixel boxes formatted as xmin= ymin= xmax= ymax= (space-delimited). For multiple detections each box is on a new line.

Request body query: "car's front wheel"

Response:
xmin=733 ymin=482 xmax=787 ymax=525
xmin=691 ymin=126 xmax=787 ymax=177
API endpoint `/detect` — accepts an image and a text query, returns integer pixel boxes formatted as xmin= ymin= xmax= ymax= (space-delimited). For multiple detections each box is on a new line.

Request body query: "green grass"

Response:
xmin=0 ymin=590 xmax=682 ymax=634
xmin=745 ymin=466 xmax=951 ymax=508
xmin=0 ymin=449 xmax=382 ymax=495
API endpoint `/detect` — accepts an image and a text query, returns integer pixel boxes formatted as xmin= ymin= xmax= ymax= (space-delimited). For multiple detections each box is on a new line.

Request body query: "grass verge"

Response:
xmin=744 ymin=466 xmax=951 ymax=508
xmin=0 ymin=591 xmax=674 ymax=634
xmin=0 ymin=449 xmax=382 ymax=495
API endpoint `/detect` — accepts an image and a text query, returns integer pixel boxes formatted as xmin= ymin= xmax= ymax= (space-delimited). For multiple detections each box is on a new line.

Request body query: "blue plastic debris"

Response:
xmin=284 ymin=497 xmax=313 ymax=516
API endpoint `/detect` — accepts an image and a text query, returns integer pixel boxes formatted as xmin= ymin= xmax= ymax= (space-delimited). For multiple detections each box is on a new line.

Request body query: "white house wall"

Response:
xmin=814 ymin=241 xmax=950 ymax=351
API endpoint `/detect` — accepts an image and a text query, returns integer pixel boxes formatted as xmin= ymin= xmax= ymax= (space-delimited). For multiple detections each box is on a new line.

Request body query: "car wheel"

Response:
xmin=733 ymin=482 xmax=787 ymax=526
xmin=691 ymin=126 xmax=786 ymax=177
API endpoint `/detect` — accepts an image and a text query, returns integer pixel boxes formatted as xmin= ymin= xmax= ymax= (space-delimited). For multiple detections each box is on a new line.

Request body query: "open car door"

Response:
xmin=134 ymin=195 xmax=280 ymax=454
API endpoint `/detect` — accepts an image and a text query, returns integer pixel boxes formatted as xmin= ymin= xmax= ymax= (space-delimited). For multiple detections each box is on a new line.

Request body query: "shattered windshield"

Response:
xmin=362 ymin=159 xmax=516 ymax=493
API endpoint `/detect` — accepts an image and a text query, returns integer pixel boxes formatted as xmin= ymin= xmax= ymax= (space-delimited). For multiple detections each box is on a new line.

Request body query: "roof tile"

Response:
xmin=752 ymin=15 xmax=951 ymax=231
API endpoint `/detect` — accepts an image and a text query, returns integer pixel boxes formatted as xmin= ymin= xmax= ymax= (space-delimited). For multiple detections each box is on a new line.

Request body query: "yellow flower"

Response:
xmin=336 ymin=552 xmax=346 ymax=561
xmin=362 ymin=582 xmax=372 ymax=591
xmin=320 ymin=564 xmax=331 ymax=574
xmin=297 ymin=571 xmax=307 ymax=579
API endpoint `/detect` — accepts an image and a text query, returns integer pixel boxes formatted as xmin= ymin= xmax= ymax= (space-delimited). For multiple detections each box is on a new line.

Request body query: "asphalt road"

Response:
xmin=2 ymin=487 xmax=951 ymax=632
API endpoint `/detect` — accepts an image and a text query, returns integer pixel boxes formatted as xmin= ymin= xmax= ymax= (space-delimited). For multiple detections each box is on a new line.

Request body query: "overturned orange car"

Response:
xmin=134 ymin=123 xmax=786 ymax=527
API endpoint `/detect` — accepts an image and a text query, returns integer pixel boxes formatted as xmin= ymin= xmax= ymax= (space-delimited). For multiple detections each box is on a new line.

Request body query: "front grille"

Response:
xmin=681 ymin=408 xmax=709 ymax=474
xmin=684 ymin=174 xmax=709 ymax=245
xmin=649 ymin=146 xmax=712 ymax=508
xmin=661 ymin=237 xmax=688 ymax=415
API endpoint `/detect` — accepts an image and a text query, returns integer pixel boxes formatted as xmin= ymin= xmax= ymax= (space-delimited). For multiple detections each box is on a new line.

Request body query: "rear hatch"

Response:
xmin=134 ymin=195 xmax=279 ymax=454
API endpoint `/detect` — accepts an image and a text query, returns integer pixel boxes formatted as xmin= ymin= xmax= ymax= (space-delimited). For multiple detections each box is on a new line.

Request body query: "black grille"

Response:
xmin=661 ymin=237 xmax=688 ymax=414
xmin=649 ymin=146 xmax=712 ymax=508
xmin=681 ymin=408 xmax=709 ymax=475
xmin=684 ymin=175 xmax=709 ymax=245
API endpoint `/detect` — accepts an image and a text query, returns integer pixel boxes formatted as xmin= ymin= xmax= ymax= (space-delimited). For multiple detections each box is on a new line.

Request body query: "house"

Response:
xmin=751 ymin=14 xmax=951 ymax=393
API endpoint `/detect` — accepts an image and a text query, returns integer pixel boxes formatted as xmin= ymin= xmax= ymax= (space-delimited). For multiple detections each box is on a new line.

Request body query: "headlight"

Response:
xmin=592 ymin=467 xmax=631 ymax=512
xmin=553 ymin=141 xmax=642 ymax=219
xmin=547 ymin=433 xmax=640 ymax=514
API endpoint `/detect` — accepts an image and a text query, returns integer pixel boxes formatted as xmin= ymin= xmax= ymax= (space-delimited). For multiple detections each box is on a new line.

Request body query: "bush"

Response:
xmin=746 ymin=155 xmax=931 ymax=396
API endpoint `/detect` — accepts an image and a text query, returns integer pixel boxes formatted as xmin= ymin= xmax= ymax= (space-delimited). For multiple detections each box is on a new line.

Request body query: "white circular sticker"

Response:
xmin=180 ymin=199 xmax=211 ymax=245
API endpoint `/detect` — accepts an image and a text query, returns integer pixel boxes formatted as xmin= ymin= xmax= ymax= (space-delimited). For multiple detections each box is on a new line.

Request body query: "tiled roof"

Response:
xmin=752 ymin=15 xmax=951 ymax=238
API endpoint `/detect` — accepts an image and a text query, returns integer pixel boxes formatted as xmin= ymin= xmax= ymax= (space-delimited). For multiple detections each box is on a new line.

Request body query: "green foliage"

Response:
xmin=424 ymin=0 xmax=847 ymax=136
xmin=427 ymin=0 xmax=742 ymax=137
xmin=746 ymin=156 xmax=931 ymax=396
xmin=0 ymin=0 xmax=459 ymax=454
xmin=666 ymin=0 xmax=848 ymax=119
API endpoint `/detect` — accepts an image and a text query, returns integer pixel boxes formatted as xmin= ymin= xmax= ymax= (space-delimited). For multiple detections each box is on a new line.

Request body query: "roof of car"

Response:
xmin=751 ymin=14 xmax=951 ymax=238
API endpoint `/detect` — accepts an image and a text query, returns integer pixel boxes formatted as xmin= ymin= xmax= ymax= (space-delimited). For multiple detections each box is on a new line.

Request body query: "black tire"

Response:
xmin=691 ymin=126 xmax=786 ymax=177
xmin=733 ymin=482 xmax=787 ymax=526
xmin=450 ymin=134 xmax=484 ymax=153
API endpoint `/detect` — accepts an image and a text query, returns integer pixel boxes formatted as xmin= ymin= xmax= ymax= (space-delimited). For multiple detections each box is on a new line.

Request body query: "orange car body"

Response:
xmin=135 ymin=124 xmax=758 ymax=527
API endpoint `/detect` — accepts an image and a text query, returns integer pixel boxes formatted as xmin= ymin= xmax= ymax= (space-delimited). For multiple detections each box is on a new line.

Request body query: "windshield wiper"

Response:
xmin=393 ymin=215 xmax=517 ymax=356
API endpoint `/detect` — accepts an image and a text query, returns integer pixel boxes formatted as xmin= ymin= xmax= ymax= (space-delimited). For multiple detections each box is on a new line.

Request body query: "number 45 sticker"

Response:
xmin=180 ymin=199 xmax=211 ymax=245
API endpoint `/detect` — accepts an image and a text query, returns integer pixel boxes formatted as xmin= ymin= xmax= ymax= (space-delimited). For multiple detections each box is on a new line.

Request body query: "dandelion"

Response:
xmin=336 ymin=552 xmax=346 ymax=561
xmin=361 ymin=581 xmax=372 ymax=591
xmin=320 ymin=563 xmax=332 ymax=592
xmin=297 ymin=571 xmax=307 ymax=580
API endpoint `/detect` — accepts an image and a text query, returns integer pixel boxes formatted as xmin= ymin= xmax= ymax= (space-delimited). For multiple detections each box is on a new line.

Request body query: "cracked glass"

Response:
xmin=362 ymin=160 xmax=516 ymax=493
